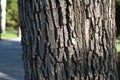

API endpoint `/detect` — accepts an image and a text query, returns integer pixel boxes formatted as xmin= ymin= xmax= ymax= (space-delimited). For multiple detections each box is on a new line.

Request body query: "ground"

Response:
xmin=0 ymin=38 xmax=24 ymax=80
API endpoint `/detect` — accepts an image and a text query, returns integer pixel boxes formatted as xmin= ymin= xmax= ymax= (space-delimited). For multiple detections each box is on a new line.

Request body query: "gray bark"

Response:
xmin=18 ymin=0 xmax=118 ymax=80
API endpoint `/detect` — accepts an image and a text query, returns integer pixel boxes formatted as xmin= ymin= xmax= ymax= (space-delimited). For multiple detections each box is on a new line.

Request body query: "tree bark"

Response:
xmin=18 ymin=0 xmax=118 ymax=80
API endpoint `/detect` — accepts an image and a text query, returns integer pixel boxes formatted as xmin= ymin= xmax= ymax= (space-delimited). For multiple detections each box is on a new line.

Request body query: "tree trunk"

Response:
xmin=18 ymin=0 xmax=118 ymax=80
xmin=0 ymin=0 xmax=6 ymax=33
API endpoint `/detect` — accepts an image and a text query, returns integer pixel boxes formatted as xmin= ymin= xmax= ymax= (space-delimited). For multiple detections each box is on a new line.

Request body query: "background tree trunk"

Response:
xmin=18 ymin=0 xmax=117 ymax=80
xmin=0 ymin=0 xmax=6 ymax=33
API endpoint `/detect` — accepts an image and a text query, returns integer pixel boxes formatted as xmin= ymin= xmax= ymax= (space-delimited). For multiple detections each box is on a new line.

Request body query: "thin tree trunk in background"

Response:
xmin=0 ymin=0 xmax=6 ymax=33
xmin=17 ymin=26 xmax=21 ymax=37
xmin=0 ymin=0 xmax=1 ymax=40
xmin=18 ymin=0 xmax=118 ymax=80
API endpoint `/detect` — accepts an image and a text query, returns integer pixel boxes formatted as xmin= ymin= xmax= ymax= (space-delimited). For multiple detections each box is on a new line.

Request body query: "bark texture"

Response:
xmin=18 ymin=0 xmax=117 ymax=80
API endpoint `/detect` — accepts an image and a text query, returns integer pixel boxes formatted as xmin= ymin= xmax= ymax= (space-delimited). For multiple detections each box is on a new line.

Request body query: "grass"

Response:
xmin=117 ymin=43 xmax=120 ymax=53
xmin=0 ymin=31 xmax=18 ymax=40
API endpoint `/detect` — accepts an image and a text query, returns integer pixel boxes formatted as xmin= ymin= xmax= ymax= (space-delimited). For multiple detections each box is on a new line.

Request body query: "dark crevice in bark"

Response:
xmin=66 ymin=0 xmax=71 ymax=38
xmin=56 ymin=0 xmax=64 ymax=27
xmin=48 ymin=0 xmax=58 ymax=42
xmin=64 ymin=0 xmax=72 ymax=79
xmin=43 ymin=10 xmax=49 ymax=43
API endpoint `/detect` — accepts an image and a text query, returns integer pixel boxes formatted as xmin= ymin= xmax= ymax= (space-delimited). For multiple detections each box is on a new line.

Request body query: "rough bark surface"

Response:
xmin=18 ymin=0 xmax=117 ymax=80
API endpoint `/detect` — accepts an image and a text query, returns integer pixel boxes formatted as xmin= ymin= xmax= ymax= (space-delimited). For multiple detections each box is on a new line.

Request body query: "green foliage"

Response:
xmin=117 ymin=43 xmax=120 ymax=52
xmin=6 ymin=0 xmax=19 ymax=31
xmin=1 ymin=30 xmax=17 ymax=39
xmin=116 ymin=0 xmax=120 ymax=39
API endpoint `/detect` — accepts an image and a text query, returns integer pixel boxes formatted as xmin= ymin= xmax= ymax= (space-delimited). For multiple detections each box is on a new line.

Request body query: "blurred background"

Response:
xmin=0 ymin=0 xmax=23 ymax=80
xmin=116 ymin=0 xmax=120 ymax=79
xmin=0 ymin=0 xmax=19 ymax=40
